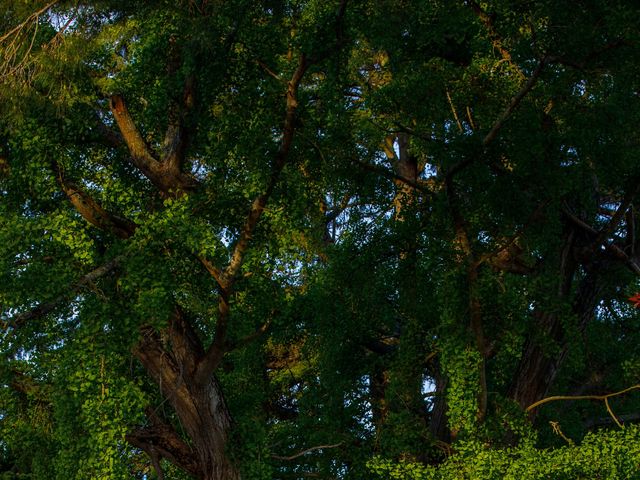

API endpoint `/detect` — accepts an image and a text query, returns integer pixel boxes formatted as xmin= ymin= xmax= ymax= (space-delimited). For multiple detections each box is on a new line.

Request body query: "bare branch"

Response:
xmin=526 ymin=384 xmax=640 ymax=418
xmin=0 ymin=2 xmax=59 ymax=44
xmin=0 ymin=1 xmax=59 ymax=81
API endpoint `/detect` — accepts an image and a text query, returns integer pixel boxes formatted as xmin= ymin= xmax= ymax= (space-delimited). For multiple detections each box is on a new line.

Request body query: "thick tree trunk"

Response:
xmin=130 ymin=309 xmax=241 ymax=480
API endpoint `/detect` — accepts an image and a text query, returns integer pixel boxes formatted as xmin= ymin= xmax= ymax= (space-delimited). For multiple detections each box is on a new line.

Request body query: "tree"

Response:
xmin=1 ymin=1 xmax=640 ymax=479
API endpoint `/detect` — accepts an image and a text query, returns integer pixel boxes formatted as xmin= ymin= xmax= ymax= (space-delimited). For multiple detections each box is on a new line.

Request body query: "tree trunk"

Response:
xmin=129 ymin=309 xmax=241 ymax=480
xmin=509 ymin=229 xmax=605 ymax=415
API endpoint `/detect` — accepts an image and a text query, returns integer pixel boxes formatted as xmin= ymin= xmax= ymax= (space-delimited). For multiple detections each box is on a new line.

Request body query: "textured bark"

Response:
xmin=109 ymin=94 xmax=196 ymax=195
xmin=132 ymin=309 xmax=240 ymax=480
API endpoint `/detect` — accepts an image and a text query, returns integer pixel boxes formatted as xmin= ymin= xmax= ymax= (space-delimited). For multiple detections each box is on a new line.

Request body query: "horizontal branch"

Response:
xmin=527 ymin=385 xmax=640 ymax=411
xmin=272 ymin=442 xmax=343 ymax=461
xmin=355 ymin=159 xmax=436 ymax=194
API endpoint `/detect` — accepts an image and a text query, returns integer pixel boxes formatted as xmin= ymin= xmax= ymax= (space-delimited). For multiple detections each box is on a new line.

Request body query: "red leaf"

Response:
xmin=629 ymin=293 xmax=640 ymax=307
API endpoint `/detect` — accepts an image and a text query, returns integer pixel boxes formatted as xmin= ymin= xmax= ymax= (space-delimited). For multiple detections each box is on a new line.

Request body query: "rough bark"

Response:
xmin=132 ymin=309 xmax=240 ymax=480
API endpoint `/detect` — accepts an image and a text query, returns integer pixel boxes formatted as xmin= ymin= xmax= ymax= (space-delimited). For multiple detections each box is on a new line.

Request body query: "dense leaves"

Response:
xmin=1 ymin=1 xmax=640 ymax=479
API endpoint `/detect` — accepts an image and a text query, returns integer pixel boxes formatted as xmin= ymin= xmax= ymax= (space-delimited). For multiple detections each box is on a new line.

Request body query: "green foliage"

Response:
xmin=2 ymin=0 xmax=640 ymax=479
xmin=369 ymin=425 xmax=640 ymax=480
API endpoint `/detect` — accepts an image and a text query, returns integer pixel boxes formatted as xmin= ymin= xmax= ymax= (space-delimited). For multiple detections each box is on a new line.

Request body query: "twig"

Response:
xmin=0 ymin=1 xmax=59 ymax=44
xmin=271 ymin=442 xmax=343 ymax=461
xmin=526 ymin=384 xmax=640 ymax=428
xmin=446 ymin=90 xmax=463 ymax=133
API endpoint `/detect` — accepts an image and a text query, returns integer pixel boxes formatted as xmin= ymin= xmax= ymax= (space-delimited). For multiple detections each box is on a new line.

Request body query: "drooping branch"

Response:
xmin=0 ymin=1 xmax=59 ymax=80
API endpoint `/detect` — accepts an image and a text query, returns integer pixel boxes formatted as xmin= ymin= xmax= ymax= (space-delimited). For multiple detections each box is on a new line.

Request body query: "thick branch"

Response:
xmin=110 ymin=94 xmax=159 ymax=174
xmin=126 ymin=408 xmax=201 ymax=478
xmin=110 ymin=95 xmax=195 ymax=194
xmin=162 ymin=75 xmax=195 ymax=171
xmin=54 ymin=164 xmax=136 ymax=239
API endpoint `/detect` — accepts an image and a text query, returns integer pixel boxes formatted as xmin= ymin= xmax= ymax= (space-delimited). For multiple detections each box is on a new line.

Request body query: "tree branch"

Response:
xmin=126 ymin=408 xmax=201 ymax=478
xmin=482 ymin=56 xmax=547 ymax=147
xmin=110 ymin=95 xmax=195 ymax=194
xmin=195 ymin=54 xmax=310 ymax=382
xmin=562 ymin=202 xmax=640 ymax=275
xmin=54 ymin=163 xmax=136 ymax=239
xmin=526 ymin=384 xmax=640 ymax=423
xmin=467 ymin=0 xmax=525 ymax=80
xmin=110 ymin=94 xmax=160 ymax=174
xmin=3 ymin=257 xmax=122 ymax=330
xmin=162 ymin=73 xmax=195 ymax=172
xmin=271 ymin=442 xmax=343 ymax=461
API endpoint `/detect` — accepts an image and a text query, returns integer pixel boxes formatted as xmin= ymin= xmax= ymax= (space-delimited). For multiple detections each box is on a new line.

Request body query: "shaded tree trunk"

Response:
xmin=509 ymin=228 xmax=605 ymax=415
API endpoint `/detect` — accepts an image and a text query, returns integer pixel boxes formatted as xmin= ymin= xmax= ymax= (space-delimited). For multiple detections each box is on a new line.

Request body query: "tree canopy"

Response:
xmin=1 ymin=1 xmax=640 ymax=479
